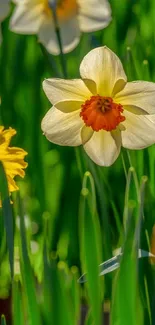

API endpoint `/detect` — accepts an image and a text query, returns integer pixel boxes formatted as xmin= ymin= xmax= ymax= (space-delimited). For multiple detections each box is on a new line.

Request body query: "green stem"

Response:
xmin=50 ymin=5 xmax=67 ymax=78
xmin=40 ymin=43 xmax=61 ymax=77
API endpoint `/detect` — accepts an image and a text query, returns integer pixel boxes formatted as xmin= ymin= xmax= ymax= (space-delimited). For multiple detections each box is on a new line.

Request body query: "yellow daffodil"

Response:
xmin=0 ymin=126 xmax=28 ymax=203
xmin=41 ymin=46 xmax=155 ymax=166
xmin=0 ymin=0 xmax=10 ymax=44
xmin=10 ymin=0 xmax=111 ymax=55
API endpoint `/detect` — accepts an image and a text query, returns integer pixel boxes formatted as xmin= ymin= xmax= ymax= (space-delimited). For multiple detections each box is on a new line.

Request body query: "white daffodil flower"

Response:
xmin=10 ymin=0 xmax=111 ymax=55
xmin=0 ymin=0 xmax=10 ymax=44
xmin=41 ymin=46 xmax=155 ymax=166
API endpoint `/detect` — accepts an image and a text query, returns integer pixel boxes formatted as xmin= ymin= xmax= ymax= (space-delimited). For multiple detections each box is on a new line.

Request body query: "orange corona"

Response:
xmin=43 ymin=0 xmax=78 ymax=20
xmin=80 ymin=95 xmax=125 ymax=132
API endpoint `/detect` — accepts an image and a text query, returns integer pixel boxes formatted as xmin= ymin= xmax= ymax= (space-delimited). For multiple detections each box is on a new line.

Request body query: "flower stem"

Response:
xmin=40 ymin=43 xmax=61 ymax=77
xmin=51 ymin=5 xmax=67 ymax=78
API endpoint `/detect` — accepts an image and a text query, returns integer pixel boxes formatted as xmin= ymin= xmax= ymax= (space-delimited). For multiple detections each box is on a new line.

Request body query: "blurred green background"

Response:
xmin=1 ymin=0 xmax=155 ymax=324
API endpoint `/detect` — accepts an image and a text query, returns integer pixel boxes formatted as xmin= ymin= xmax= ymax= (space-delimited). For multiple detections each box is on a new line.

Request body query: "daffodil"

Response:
xmin=0 ymin=0 xmax=10 ymax=44
xmin=41 ymin=46 xmax=155 ymax=166
xmin=0 ymin=126 xmax=28 ymax=203
xmin=10 ymin=0 xmax=111 ymax=55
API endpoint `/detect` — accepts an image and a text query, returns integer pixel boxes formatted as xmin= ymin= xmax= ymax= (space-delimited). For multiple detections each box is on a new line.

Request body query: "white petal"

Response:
xmin=38 ymin=16 xmax=80 ymax=55
xmin=0 ymin=0 xmax=10 ymax=21
xmin=80 ymin=46 xmax=127 ymax=96
xmin=122 ymin=110 xmax=155 ymax=149
xmin=42 ymin=78 xmax=93 ymax=105
xmin=114 ymin=81 xmax=155 ymax=114
xmin=10 ymin=3 xmax=43 ymax=34
xmin=78 ymin=0 xmax=111 ymax=32
xmin=83 ymin=129 xmax=121 ymax=166
xmin=41 ymin=107 xmax=84 ymax=146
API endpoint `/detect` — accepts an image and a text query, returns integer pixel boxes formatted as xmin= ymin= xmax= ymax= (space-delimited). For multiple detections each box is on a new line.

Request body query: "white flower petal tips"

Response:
xmin=10 ymin=0 xmax=112 ymax=55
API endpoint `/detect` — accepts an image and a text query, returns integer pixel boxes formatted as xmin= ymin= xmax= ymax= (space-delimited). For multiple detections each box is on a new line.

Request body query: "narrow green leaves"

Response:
xmin=111 ymin=167 xmax=146 ymax=325
xmin=43 ymin=251 xmax=74 ymax=325
xmin=0 ymin=162 xmax=14 ymax=278
xmin=12 ymin=278 xmax=24 ymax=325
xmin=79 ymin=171 xmax=102 ymax=325
xmin=17 ymin=196 xmax=41 ymax=325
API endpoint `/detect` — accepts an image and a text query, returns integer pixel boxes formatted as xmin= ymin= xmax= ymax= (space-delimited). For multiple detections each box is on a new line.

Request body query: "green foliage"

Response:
xmin=1 ymin=0 xmax=155 ymax=324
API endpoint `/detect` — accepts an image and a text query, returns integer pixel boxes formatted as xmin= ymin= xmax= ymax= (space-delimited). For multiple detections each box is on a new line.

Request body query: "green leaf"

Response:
xmin=0 ymin=162 xmax=14 ymax=278
xmin=12 ymin=278 xmax=24 ymax=325
xmin=70 ymin=266 xmax=81 ymax=325
xmin=111 ymin=168 xmax=145 ymax=325
xmin=79 ymin=171 xmax=103 ymax=325
xmin=1 ymin=315 xmax=6 ymax=325
xmin=17 ymin=195 xmax=41 ymax=325
xmin=43 ymin=248 xmax=73 ymax=325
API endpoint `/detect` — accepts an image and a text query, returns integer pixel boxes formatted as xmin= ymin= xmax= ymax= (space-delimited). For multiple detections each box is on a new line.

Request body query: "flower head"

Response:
xmin=10 ymin=0 xmax=111 ymax=55
xmin=0 ymin=0 xmax=10 ymax=44
xmin=41 ymin=46 xmax=155 ymax=166
xmin=0 ymin=126 xmax=28 ymax=202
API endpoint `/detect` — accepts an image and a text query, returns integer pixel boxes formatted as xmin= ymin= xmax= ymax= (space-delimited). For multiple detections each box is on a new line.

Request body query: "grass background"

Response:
xmin=1 ymin=0 xmax=155 ymax=324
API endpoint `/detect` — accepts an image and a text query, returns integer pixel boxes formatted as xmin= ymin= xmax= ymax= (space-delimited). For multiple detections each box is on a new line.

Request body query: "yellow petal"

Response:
xmin=0 ymin=126 xmax=28 ymax=199
xmin=0 ymin=127 xmax=16 ymax=148
xmin=55 ymin=100 xmax=83 ymax=113
xmin=81 ymin=126 xmax=94 ymax=144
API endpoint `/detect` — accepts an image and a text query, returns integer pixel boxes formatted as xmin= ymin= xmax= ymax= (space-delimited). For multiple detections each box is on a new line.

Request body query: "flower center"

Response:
xmin=80 ymin=95 xmax=125 ymax=132
xmin=43 ymin=0 xmax=78 ymax=20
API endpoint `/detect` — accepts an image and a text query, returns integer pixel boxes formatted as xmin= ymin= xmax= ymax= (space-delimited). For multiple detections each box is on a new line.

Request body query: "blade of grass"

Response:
xmin=111 ymin=167 xmax=144 ymax=325
xmin=70 ymin=266 xmax=81 ymax=325
xmin=17 ymin=194 xmax=41 ymax=325
xmin=0 ymin=162 xmax=14 ymax=278
xmin=84 ymin=309 xmax=94 ymax=325
xmin=1 ymin=315 xmax=6 ymax=325
xmin=12 ymin=277 xmax=24 ymax=325
xmin=43 ymin=249 xmax=74 ymax=325
xmin=79 ymin=171 xmax=103 ymax=325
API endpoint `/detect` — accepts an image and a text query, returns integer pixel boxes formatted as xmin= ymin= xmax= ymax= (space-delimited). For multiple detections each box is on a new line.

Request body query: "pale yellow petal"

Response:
xmin=114 ymin=81 xmax=155 ymax=114
xmin=42 ymin=78 xmax=93 ymax=105
xmin=78 ymin=0 xmax=111 ymax=32
xmin=39 ymin=16 xmax=80 ymax=55
xmin=80 ymin=46 xmax=127 ymax=96
xmin=122 ymin=110 xmax=155 ymax=149
xmin=41 ymin=106 xmax=84 ymax=146
xmin=83 ymin=129 xmax=121 ymax=166
xmin=10 ymin=3 xmax=43 ymax=34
